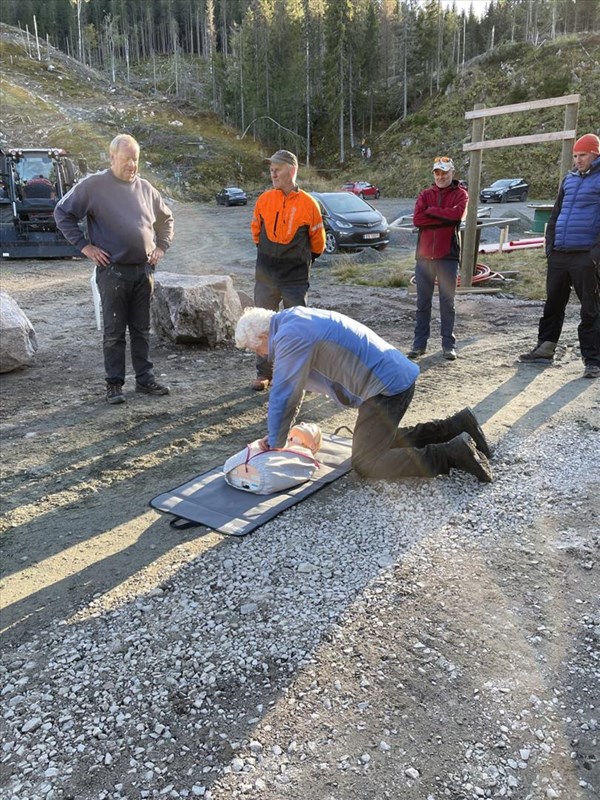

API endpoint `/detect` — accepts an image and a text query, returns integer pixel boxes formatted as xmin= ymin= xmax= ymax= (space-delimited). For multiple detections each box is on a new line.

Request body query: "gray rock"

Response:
xmin=237 ymin=289 xmax=253 ymax=309
xmin=151 ymin=272 xmax=242 ymax=346
xmin=21 ymin=716 xmax=42 ymax=733
xmin=0 ymin=292 xmax=38 ymax=373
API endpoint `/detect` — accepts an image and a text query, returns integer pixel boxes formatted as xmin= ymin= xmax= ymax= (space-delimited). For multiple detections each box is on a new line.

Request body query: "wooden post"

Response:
xmin=460 ymin=104 xmax=485 ymax=288
xmin=461 ymin=95 xmax=579 ymax=284
xmin=499 ymin=226 xmax=508 ymax=250
xmin=560 ymin=102 xmax=578 ymax=184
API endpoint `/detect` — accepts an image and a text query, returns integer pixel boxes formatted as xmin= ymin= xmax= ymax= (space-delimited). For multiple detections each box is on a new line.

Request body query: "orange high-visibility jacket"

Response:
xmin=251 ymin=187 xmax=325 ymax=284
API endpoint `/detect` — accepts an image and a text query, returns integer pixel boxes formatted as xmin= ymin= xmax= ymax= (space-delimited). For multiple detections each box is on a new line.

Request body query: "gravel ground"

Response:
xmin=1 ymin=419 xmax=598 ymax=800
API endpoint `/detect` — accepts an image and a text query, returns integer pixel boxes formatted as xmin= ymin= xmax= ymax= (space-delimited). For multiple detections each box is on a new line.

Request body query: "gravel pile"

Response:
xmin=1 ymin=418 xmax=598 ymax=800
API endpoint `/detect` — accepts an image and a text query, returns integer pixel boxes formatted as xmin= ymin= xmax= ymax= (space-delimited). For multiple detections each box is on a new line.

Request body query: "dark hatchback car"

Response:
xmin=215 ymin=187 xmax=248 ymax=206
xmin=312 ymin=191 xmax=390 ymax=254
xmin=479 ymin=178 xmax=529 ymax=203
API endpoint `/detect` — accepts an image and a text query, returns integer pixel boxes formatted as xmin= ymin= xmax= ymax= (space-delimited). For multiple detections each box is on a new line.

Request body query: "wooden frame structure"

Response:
xmin=460 ymin=94 xmax=580 ymax=287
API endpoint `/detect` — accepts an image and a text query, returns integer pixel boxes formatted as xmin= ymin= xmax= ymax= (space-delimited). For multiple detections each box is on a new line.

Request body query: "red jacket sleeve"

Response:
xmin=413 ymin=186 xmax=468 ymax=228
xmin=426 ymin=187 xmax=468 ymax=224
xmin=413 ymin=189 xmax=437 ymax=228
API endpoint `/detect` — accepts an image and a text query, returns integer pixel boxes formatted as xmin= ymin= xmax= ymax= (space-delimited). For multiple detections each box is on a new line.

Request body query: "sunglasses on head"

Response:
xmin=434 ymin=156 xmax=452 ymax=163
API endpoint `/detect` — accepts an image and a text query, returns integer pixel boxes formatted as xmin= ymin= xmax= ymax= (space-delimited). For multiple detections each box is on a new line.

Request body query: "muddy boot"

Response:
xmin=393 ymin=408 xmax=491 ymax=457
xmin=452 ymin=407 xmax=491 ymax=458
xmin=423 ymin=433 xmax=493 ymax=483
xmin=519 ymin=340 xmax=557 ymax=363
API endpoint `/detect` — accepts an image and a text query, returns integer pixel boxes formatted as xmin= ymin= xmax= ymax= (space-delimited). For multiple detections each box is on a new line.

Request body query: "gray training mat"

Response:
xmin=149 ymin=434 xmax=353 ymax=537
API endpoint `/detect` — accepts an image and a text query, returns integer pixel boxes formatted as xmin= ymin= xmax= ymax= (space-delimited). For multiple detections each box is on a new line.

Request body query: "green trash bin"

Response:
xmin=530 ymin=205 xmax=554 ymax=235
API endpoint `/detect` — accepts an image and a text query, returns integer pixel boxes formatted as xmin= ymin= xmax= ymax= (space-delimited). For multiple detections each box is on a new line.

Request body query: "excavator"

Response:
xmin=0 ymin=147 xmax=85 ymax=258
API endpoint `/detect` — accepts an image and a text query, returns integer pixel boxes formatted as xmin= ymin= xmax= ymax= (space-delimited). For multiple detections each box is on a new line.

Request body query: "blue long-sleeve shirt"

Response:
xmin=266 ymin=307 xmax=419 ymax=447
xmin=54 ymin=169 xmax=174 ymax=264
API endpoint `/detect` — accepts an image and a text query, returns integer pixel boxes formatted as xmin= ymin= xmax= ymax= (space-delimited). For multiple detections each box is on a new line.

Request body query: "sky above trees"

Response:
xmin=440 ymin=0 xmax=491 ymax=18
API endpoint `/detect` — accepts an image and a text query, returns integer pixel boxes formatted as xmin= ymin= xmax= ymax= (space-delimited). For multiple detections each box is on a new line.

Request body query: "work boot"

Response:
xmin=135 ymin=380 xmax=170 ymax=396
xmin=251 ymin=377 xmax=272 ymax=391
xmin=424 ymin=433 xmax=493 ymax=483
xmin=394 ymin=407 xmax=491 ymax=457
xmin=106 ymin=383 xmax=125 ymax=404
xmin=583 ymin=364 xmax=600 ymax=379
xmin=452 ymin=407 xmax=491 ymax=457
xmin=407 ymin=347 xmax=426 ymax=360
xmin=519 ymin=340 xmax=557 ymax=362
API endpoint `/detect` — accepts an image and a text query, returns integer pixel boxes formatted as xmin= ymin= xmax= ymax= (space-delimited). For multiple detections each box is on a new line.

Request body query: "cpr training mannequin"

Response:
xmin=223 ymin=422 xmax=322 ymax=494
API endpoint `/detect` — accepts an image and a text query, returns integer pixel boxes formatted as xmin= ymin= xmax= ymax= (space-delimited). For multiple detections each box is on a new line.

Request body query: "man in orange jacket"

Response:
xmin=250 ymin=149 xmax=326 ymax=390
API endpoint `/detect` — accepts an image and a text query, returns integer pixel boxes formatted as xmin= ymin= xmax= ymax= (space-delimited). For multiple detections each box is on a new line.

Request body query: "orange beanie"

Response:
xmin=573 ymin=133 xmax=600 ymax=155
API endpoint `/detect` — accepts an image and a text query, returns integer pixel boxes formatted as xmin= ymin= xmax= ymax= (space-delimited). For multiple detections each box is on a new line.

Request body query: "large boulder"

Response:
xmin=0 ymin=292 xmax=38 ymax=373
xmin=151 ymin=272 xmax=243 ymax=347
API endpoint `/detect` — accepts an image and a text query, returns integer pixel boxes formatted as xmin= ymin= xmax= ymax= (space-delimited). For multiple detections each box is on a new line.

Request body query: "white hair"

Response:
xmin=235 ymin=307 xmax=275 ymax=350
xmin=110 ymin=134 xmax=139 ymax=156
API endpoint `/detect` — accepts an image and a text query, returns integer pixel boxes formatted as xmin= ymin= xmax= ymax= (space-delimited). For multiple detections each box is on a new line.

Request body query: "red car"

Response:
xmin=341 ymin=181 xmax=381 ymax=200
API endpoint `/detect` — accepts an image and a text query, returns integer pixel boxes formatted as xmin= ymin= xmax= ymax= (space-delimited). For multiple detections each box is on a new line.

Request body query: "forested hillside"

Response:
xmin=377 ymin=32 xmax=600 ymax=196
xmin=1 ymin=0 xmax=599 ymax=198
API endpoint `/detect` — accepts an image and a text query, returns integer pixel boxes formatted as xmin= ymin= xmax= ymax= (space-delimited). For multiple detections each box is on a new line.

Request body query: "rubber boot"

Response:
xmin=422 ymin=433 xmax=493 ymax=483
xmin=520 ymin=340 xmax=557 ymax=362
xmin=393 ymin=408 xmax=491 ymax=458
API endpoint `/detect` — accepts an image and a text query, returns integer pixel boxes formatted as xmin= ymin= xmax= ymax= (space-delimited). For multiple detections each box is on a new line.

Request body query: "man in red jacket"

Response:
xmin=407 ymin=157 xmax=468 ymax=361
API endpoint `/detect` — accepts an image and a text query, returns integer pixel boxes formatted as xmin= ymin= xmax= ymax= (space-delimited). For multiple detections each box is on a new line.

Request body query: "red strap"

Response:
xmin=243 ymin=445 xmax=253 ymax=473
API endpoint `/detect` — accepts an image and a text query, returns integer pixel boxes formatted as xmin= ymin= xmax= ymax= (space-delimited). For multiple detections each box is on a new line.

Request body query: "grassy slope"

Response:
xmin=0 ymin=25 xmax=269 ymax=199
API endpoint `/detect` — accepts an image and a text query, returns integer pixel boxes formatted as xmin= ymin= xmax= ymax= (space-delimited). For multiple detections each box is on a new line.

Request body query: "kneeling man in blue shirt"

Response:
xmin=235 ymin=306 xmax=492 ymax=482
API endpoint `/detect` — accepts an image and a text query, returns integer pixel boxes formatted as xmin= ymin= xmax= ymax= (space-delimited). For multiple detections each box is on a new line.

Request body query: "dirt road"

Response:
xmin=0 ymin=194 xmax=595 ymax=643
xmin=0 ymin=199 xmax=598 ymax=800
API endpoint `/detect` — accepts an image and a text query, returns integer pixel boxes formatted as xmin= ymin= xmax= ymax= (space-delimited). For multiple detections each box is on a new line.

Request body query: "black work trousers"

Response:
xmin=254 ymin=278 xmax=308 ymax=379
xmin=96 ymin=263 xmax=155 ymax=386
xmin=538 ymin=251 xmax=600 ymax=366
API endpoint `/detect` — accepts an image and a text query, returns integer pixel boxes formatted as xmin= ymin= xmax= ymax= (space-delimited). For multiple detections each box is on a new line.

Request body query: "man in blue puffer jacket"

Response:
xmin=235 ymin=306 xmax=493 ymax=482
xmin=521 ymin=133 xmax=600 ymax=378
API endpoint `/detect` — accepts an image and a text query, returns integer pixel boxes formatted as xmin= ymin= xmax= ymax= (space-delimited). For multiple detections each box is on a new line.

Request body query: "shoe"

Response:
xmin=135 ymin=380 xmax=170 ymax=396
xmin=583 ymin=364 xmax=600 ymax=379
xmin=251 ymin=377 xmax=272 ymax=391
xmin=407 ymin=348 xmax=426 ymax=360
xmin=455 ymin=407 xmax=491 ymax=458
xmin=106 ymin=383 xmax=126 ymax=404
xmin=443 ymin=348 xmax=457 ymax=360
xmin=520 ymin=341 xmax=557 ymax=362
xmin=446 ymin=433 xmax=493 ymax=483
